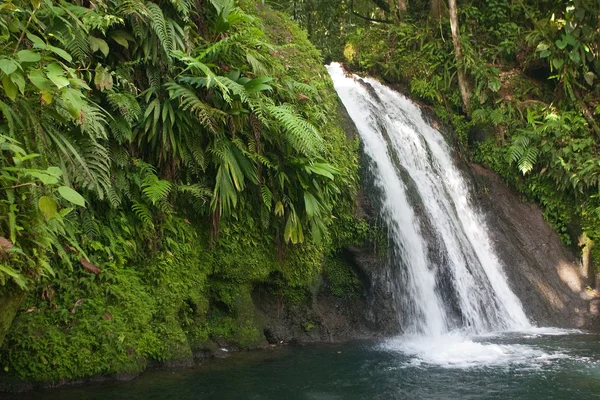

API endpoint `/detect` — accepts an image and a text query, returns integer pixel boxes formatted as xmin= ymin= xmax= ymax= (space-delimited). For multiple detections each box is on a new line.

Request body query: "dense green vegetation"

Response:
xmin=1 ymin=0 xmax=598 ymax=385
xmin=0 ymin=0 xmax=366 ymax=381
xmin=281 ymin=0 xmax=600 ymax=270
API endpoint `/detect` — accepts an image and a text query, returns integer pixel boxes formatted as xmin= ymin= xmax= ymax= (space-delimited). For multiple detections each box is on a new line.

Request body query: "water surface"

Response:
xmin=16 ymin=331 xmax=600 ymax=399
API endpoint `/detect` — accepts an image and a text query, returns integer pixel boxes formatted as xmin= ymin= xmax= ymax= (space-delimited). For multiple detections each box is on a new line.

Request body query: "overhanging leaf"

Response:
xmin=2 ymin=74 xmax=17 ymax=101
xmin=10 ymin=72 xmax=25 ymax=94
xmin=26 ymin=32 xmax=46 ymax=49
xmin=89 ymin=36 xmax=109 ymax=57
xmin=58 ymin=186 xmax=86 ymax=207
xmin=584 ymin=72 xmax=596 ymax=86
xmin=38 ymin=196 xmax=57 ymax=220
xmin=46 ymin=63 xmax=69 ymax=88
xmin=0 ymin=58 xmax=19 ymax=75
xmin=28 ymin=69 xmax=52 ymax=90
xmin=17 ymin=50 xmax=41 ymax=63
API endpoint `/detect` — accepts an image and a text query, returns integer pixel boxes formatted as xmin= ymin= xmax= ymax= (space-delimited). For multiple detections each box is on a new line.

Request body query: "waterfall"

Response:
xmin=326 ymin=63 xmax=530 ymax=336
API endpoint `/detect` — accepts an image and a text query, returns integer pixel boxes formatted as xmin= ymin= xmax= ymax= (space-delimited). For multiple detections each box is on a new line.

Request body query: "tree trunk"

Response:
xmin=448 ymin=0 xmax=470 ymax=114
xmin=573 ymin=86 xmax=600 ymax=139
xmin=396 ymin=0 xmax=407 ymax=20
xmin=430 ymin=0 xmax=442 ymax=21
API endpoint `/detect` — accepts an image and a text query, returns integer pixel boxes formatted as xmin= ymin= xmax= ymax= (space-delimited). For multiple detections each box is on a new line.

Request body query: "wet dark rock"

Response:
xmin=468 ymin=163 xmax=600 ymax=330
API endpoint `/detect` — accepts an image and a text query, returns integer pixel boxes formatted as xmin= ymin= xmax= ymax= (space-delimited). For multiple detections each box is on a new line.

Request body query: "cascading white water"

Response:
xmin=326 ymin=63 xmax=530 ymax=337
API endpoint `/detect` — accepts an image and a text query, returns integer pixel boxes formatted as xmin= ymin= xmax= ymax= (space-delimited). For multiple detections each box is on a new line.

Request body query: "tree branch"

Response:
xmin=351 ymin=11 xmax=393 ymax=24
xmin=370 ymin=0 xmax=391 ymax=13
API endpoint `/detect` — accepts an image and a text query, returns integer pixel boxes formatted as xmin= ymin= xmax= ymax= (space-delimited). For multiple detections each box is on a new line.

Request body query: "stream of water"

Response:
xmin=327 ymin=62 xmax=529 ymax=336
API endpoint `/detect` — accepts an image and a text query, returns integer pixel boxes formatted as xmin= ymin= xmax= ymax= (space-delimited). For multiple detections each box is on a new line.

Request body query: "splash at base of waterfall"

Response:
xmin=379 ymin=328 xmax=582 ymax=369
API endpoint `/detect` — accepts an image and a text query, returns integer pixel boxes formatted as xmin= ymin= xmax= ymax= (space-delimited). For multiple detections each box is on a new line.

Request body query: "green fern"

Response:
xmin=507 ymin=134 xmax=539 ymax=175
xmin=142 ymin=174 xmax=172 ymax=205
xmin=132 ymin=201 xmax=154 ymax=229
xmin=268 ymin=104 xmax=324 ymax=156
xmin=166 ymin=83 xmax=226 ymax=131
xmin=146 ymin=2 xmax=171 ymax=53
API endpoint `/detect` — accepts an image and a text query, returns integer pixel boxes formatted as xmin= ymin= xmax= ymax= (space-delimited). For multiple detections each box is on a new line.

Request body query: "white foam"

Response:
xmin=379 ymin=333 xmax=569 ymax=369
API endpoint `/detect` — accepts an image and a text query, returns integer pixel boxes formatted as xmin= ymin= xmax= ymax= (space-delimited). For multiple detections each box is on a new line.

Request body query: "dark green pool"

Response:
xmin=9 ymin=329 xmax=600 ymax=399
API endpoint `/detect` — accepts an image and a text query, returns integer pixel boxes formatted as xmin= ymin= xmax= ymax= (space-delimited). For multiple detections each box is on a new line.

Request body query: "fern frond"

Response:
xmin=517 ymin=147 xmax=539 ymax=175
xmin=106 ymin=92 xmax=142 ymax=124
xmin=168 ymin=0 xmax=194 ymax=19
xmin=110 ymin=116 xmax=134 ymax=144
xmin=166 ymin=83 xmax=226 ymax=132
xmin=490 ymin=108 xmax=505 ymax=125
xmin=470 ymin=108 xmax=488 ymax=124
xmin=132 ymin=201 xmax=154 ymax=229
xmin=142 ymin=173 xmax=172 ymax=205
xmin=179 ymin=183 xmax=212 ymax=212
xmin=146 ymin=2 xmax=171 ymax=53
xmin=268 ymin=104 xmax=324 ymax=156
xmin=260 ymin=184 xmax=272 ymax=210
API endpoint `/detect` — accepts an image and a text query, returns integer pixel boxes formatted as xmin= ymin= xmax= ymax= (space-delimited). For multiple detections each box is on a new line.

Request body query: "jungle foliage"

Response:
xmin=280 ymin=0 xmax=600 ymax=268
xmin=0 ymin=0 xmax=362 ymax=381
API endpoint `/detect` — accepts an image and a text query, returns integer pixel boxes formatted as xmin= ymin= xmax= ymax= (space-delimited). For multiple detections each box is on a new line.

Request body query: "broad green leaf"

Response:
xmin=46 ymin=166 xmax=62 ymax=177
xmin=539 ymin=49 xmax=551 ymax=58
xmin=10 ymin=72 xmax=25 ymax=94
xmin=46 ymin=63 xmax=69 ymax=88
xmin=555 ymin=38 xmax=568 ymax=50
xmin=2 ymin=74 xmax=17 ymax=100
xmin=58 ymin=186 xmax=86 ymax=207
xmin=27 ymin=170 xmax=59 ymax=184
xmin=47 ymin=45 xmax=72 ymax=62
xmin=38 ymin=196 xmax=57 ymax=220
xmin=488 ymin=78 xmax=501 ymax=93
xmin=26 ymin=32 xmax=46 ymax=49
xmin=17 ymin=50 xmax=41 ymax=63
xmin=89 ymin=36 xmax=109 ymax=57
xmin=584 ymin=71 xmax=596 ymax=86
xmin=28 ymin=69 xmax=52 ymax=90
xmin=41 ymin=90 xmax=53 ymax=104
xmin=109 ymin=30 xmax=134 ymax=48
xmin=8 ymin=19 xmax=21 ymax=33
xmin=304 ymin=191 xmax=319 ymax=217
xmin=569 ymin=51 xmax=580 ymax=64
xmin=536 ymin=42 xmax=549 ymax=52
xmin=227 ymin=69 xmax=242 ymax=81
xmin=306 ymin=163 xmax=337 ymax=180
xmin=564 ymin=34 xmax=577 ymax=47
xmin=552 ymin=58 xmax=564 ymax=70
xmin=61 ymin=88 xmax=85 ymax=119
xmin=0 ymin=58 xmax=19 ymax=75
xmin=244 ymin=77 xmax=273 ymax=93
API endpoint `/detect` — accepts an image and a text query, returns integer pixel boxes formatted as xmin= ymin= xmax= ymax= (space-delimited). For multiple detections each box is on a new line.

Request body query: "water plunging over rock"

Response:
xmin=327 ymin=62 xmax=531 ymax=336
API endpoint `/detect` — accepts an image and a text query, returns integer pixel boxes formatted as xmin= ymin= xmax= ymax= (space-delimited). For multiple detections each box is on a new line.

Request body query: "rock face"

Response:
xmin=252 ymin=100 xmax=401 ymax=344
xmin=255 ymin=94 xmax=600 ymax=346
xmin=469 ymin=163 xmax=600 ymax=330
xmin=0 ymin=286 xmax=25 ymax=348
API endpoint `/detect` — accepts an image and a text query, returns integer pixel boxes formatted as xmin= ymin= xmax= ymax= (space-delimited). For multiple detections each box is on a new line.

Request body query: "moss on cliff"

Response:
xmin=0 ymin=3 xmax=365 ymax=383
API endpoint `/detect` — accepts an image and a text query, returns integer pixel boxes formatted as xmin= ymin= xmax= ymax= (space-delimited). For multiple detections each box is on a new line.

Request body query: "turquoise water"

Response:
xmin=12 ymin=330 xmax=600 ymax=399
